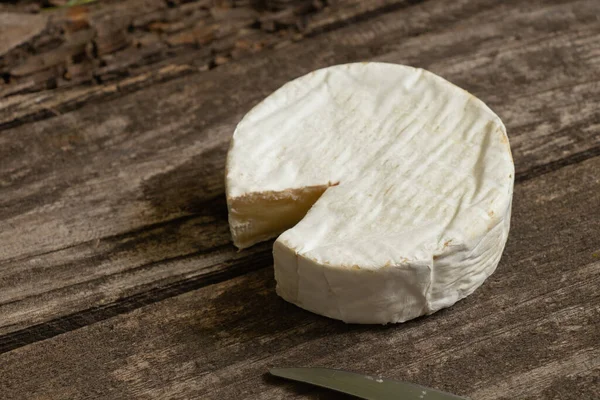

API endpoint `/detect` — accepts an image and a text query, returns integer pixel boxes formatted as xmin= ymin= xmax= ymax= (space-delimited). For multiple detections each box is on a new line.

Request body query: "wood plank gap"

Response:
xmin=305 ymin=0 xmax=429 ymax=37
xmin=0 ymin=247 xmax=272 ymax=354
xmin=515 ymin=144 xmax=600 ymax=183
xmin=0 ymin=213 xmax=201 ymax=267
xmin=0 ymin=244 xmax=233 ymax=308
xmin=0 ymin=66 xmax=198 ymax=132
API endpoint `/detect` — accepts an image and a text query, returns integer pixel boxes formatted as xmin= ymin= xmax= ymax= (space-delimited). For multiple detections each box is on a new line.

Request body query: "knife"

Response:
xmin=269 ymin=367 xmax=468 ymax=400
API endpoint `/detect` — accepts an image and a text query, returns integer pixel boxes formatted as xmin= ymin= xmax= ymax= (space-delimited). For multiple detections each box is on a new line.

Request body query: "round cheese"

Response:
xmin=226 ymin=62 xmax=514 ymax=324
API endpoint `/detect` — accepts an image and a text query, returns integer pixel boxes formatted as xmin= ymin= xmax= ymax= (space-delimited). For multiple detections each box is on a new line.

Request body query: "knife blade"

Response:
xmin=269 ymin=367 xmax=468 ymax=400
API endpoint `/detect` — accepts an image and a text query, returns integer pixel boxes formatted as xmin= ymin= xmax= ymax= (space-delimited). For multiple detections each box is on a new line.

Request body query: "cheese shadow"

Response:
xmin=141 ymin=146 xmax=229 ymax=219
xmin=196 ymin=267 xmax=375 ymax=338
xmin=200 ymin=265 xmax=435 ymax=339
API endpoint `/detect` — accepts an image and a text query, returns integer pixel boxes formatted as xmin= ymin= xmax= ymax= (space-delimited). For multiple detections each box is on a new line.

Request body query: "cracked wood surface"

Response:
xmin=0 ymin=0 xmax=599 ymax=399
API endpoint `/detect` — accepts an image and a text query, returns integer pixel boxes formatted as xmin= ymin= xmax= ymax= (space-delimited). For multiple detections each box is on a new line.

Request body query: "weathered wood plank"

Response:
xmin=1 ymin=0 xmax=600 ymax=337
xmin=304 ymin=0 xmax=421 ymax=35
xmin=0 ymin=0 xmax=317 ymax=95
xmin=0 ymin=12 xmax=48 ymax=58
xmin=0 ymin=0 xmax=420 ymax=129
xmin=1 ymin=156 xmax=599 ymax=399
xmin=0 ymin=0 xmax=591 ymax=130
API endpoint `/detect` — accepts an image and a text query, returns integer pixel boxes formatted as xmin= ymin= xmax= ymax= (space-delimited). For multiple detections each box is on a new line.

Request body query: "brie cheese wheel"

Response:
xmin=226 ymin=63 xmax=514 ymax=324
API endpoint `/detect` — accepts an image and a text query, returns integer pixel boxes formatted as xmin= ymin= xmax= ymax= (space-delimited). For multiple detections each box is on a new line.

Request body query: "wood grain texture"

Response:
xmin=0 ymin=0 xmax=421 ymax=129
xmin=0 ymin=0 xmax=319 ymax=96
xmin=0 ymin=12 xmax=48 ymax=57
xmin=2 ymin=0 xmax=598 ymax=131
xmin=1 ymin=0 xmax=600 ymax=341
xmin=1 ymin=155 xmax=599 ymax=399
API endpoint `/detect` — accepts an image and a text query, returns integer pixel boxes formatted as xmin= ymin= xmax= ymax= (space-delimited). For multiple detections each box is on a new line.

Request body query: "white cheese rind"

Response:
xmin=226 ymin=62 xmax=514 ymax=324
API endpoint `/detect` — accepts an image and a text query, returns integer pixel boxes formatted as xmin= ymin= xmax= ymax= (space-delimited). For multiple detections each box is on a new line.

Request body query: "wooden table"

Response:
xmin=1 ymin=1 xmax=599 ymax=398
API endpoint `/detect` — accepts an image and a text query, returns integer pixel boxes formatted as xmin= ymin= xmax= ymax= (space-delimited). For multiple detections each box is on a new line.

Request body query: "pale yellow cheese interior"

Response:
xmin=228 ymin=185 xmax=330 ymax=249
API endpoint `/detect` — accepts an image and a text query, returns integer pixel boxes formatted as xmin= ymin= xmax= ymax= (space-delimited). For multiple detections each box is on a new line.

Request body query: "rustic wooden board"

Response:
xmin=3 ymin=0 xmax=599 ymax=129
xmin=1 ymin=0 xmax=600 ymax=343
xmin=1 ymin=156 xmax=599 ymax=399
xmin=0 ymin=0 xmax=419 ymax=127
xmin=0 ymin=0 xmax=306 ymax=98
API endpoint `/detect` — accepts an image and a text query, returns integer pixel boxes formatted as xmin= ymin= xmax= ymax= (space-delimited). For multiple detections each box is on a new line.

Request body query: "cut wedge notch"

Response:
xmin=227 ymin=184 xmax=333 ymax=249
